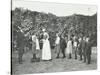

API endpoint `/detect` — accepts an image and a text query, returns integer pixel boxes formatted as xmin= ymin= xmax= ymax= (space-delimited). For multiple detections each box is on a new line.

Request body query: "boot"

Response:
xmin=69 ymin=54 xmax=72 ymax=59
xmin=31 ymin=54 xmax=37 ymax=62
xmin=33 ymin=54 xmax=36 ymax=59
xmin=56 ymin=54 xmax=59 ymax=58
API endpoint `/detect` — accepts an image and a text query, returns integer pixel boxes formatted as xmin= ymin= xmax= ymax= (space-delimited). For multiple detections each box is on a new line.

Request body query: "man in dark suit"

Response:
xmin=17 ymin=29 xmax=25 ymax=64
xmin=39 ymin=32 xmax=43 ymax=49
xmin=72 ymin=35 xmax=79 ymax=59
xmin=81 ymin=36 xmax=87 ymax=62
xmin=78 ymin=36 xmax=83 ymax=61
xmin=85 ymin=36 xmax=92 ymax=64
xmin=59 ymin=35 xmax=67 ymax=58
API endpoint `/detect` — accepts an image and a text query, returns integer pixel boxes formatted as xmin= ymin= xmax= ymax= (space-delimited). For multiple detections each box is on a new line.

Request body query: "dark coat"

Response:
xmin=81 ymin=40 xmax=86 ymax=52
xmin=17 ymin=32 xmax=25 ymax=46
xmin=17 ymin=31 xmax=25 ymax=54
xmin=78 ymin=40 xmax=83 ymax=55
xmin=60 ymin=38 xmax=66 ymax=50
xmin=86 ymin=41 xmax=92 ymax=55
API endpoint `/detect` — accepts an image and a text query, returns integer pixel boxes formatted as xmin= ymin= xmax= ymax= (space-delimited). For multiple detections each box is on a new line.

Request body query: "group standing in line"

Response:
xmin=16 ymin=28 xmax=92 ymax=65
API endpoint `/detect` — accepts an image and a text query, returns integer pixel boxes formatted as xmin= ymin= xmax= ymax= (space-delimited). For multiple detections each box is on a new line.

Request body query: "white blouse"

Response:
xmin=55 ymin=36 xmax=60 ymax=45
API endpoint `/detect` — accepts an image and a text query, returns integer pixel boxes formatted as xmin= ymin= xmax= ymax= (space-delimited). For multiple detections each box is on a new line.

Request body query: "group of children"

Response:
xmin=55 ymin=33 xmax=92 ymax=64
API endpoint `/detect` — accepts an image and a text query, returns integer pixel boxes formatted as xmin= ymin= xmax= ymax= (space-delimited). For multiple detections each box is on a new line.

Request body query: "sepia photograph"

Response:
xmin=11 ymin=0 xmax=97 ymax=75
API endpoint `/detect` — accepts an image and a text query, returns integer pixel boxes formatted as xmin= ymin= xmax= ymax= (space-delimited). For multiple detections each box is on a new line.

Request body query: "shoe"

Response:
xmin=62 ymin=56 xmax=66 ymax=58
xmin=49 ymin=59 xmax=52 ymax=61
xmin=56 ymin=57 xmax=59 ymax=59
xmin=83 ymin=60 xmax=86 ymax=63
xmin=36 ymin=58 xmax=40 ymax=62
xmin=75 ymin=58 xmax=77 ymax=60
xmin=31 ymin=58 xmax=36 ymax=62
xmin=68 ymin=57 xmax=71 ymax=59
xmin=79 ymin=59 xmax=82 ymax=61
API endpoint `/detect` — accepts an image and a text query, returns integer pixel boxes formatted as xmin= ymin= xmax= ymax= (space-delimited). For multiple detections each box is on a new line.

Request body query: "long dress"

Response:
xmin=42 ymin=32 xmax=51 ymax=60
xmin=66 ymin=40 xmax=73 ymax=54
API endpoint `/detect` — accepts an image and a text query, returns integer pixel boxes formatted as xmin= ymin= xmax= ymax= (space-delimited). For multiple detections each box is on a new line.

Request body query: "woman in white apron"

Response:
xmin=42 ymin=30 xmax=52 ymax=61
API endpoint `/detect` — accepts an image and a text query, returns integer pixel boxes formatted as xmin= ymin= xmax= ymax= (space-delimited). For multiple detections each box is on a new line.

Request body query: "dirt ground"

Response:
xmin=11 ymin=47 xmax=97 ymax=75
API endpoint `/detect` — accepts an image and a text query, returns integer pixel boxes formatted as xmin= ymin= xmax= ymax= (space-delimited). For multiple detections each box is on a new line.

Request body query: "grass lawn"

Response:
xmin=11 ymin=47 xmax=97 ymax=75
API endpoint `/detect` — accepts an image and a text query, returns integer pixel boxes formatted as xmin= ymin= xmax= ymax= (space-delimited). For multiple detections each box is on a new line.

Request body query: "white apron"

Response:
xmin=42 ymin=32 xmax=51 ymax=60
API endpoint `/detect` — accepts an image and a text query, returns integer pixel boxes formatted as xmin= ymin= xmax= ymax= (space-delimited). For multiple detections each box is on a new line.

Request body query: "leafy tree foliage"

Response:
xmin=12 ymin=8 xmax=97 ymax=51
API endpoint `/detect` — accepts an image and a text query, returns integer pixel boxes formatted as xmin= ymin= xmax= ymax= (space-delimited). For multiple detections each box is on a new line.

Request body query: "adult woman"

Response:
xmin=42 ymin=29 xmax=52 ymax=61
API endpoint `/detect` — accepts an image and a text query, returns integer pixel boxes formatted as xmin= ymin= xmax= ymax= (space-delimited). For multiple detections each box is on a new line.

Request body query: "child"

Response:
xmin=66 ymin=37 xmax=73 ymax=59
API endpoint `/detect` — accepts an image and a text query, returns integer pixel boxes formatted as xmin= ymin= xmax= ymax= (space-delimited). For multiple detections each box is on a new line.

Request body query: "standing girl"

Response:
xmin=66 ymin=37 xmax=73 ymax=59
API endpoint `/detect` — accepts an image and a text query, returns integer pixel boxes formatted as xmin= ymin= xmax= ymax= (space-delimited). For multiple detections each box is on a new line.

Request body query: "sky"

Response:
xmin=12 ymin=0 xmax=97 ymax=16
